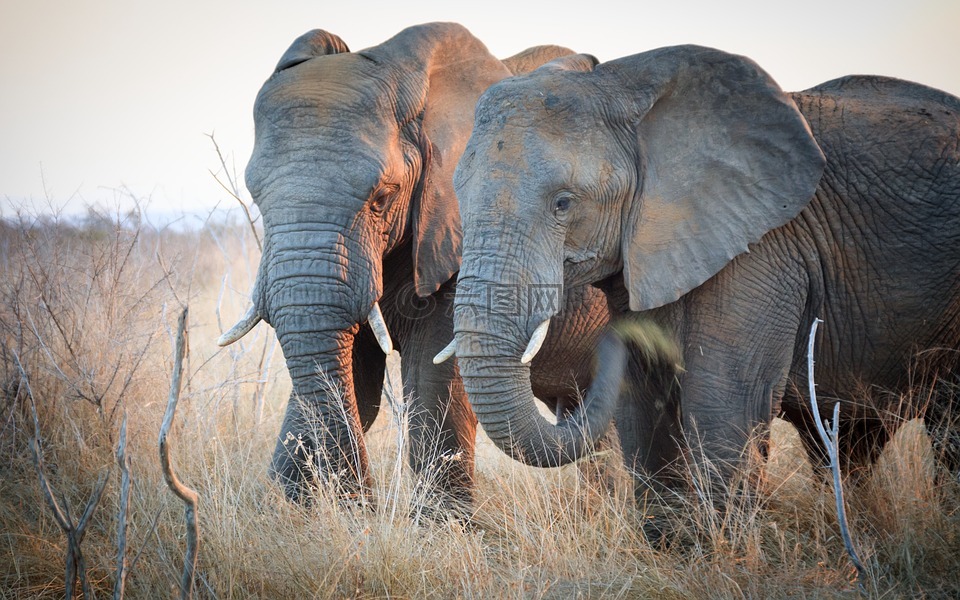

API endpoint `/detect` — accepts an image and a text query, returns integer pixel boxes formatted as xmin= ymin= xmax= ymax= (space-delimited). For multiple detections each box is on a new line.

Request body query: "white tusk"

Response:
xmin=368 ymin=302 xmax=393 ymax=354
xmin=520 ymin=319 xmax=550 ymax=364
xmin=433 ymin=339 xmax=456 ymax=364
xmin=217 ymin=306 xmax=262 ymax=346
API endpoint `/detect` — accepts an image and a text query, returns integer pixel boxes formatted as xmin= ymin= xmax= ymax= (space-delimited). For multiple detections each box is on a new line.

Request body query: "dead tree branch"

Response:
xmin=16 ymin=349 xmax=109 ymax=600
xmin=114 ymin=411 xmax=131 ymax=599
xmin=158 ymin=307 xmax=199 ymax=599
xmin=206 ymin=132 xmax=261 ymax=252
xmin=807 ymin=318 xmax=868 ymax=590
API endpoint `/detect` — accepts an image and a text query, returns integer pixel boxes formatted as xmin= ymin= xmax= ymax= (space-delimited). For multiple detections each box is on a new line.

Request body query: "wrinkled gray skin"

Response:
xmin=221 ymin=23 xmax=609 ymax=505
xmin=452 ymin=45 xmax=960 ymax=494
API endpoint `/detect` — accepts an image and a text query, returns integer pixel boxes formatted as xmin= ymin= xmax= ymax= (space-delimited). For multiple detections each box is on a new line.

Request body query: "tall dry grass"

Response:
xmin=1 ymin=205 xmax=958 ymax=598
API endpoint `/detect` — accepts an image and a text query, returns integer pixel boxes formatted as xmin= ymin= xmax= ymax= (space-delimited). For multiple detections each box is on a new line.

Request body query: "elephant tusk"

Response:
xmin=368 ymin=302 xmax=393 ymax=354
xmin=433 ymin=339 xmax=456 ymax=364
xmin=520 ymin=319 xmax=551 ymax=364
xmin=217 ymin=306 xmax=263 ymax=346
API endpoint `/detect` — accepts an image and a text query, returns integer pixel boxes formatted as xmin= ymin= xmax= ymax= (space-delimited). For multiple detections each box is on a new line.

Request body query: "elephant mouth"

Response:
xmin=218 ymin=300 xmax=393 ymax=355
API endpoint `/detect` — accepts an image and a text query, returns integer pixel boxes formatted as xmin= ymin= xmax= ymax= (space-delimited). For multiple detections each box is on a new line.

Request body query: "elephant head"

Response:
xmin=451 ymin=46 xmax=824 ymax=468
xmin=219 ymin=24 xmax=512 ymax=501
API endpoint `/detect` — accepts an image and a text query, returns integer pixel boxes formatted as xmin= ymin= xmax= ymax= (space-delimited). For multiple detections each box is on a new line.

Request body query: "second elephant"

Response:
xmin=450 ymin=46 xmax=960 ymax=496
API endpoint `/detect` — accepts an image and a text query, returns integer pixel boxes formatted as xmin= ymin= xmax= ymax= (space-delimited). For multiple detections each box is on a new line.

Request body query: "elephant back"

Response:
xmin=800 ymin=74 xmax=960 ymax=112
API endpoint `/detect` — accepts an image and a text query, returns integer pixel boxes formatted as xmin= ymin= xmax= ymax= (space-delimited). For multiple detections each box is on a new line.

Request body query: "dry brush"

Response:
xmin=0 ymin=206 xmax=957 ymax=598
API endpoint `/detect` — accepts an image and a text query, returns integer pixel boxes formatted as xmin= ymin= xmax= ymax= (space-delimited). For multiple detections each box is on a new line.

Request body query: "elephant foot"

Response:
xmin=409 ymin=491 xmax=474 ymax=526
xmin=403 ymin=433 xmax=477 ymax=519
xmin=409 ymin=469 xmax=475 ymax=524
xmin=412 ymin=479 xmax=478 ymax=525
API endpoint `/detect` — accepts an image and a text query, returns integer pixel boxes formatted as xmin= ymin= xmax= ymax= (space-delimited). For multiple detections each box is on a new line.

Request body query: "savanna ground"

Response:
xmin=1 ymin=201 xmax=959 ymax=599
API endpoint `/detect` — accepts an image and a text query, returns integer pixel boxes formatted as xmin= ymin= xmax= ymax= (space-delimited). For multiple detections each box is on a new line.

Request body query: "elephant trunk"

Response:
xmin=259 ymin=226 xmax=383 ymax=501
xmin=454 ymin=274 xmax=626 ymax=467
xmin=270 ymin=316 xmax=369 ymax=500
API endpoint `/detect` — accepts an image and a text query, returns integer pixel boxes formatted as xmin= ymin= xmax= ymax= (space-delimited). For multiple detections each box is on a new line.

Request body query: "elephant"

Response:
xmin=447 ymin=44 xmax=960 ymax=497
xmin=217 ymin=23 xmax=611 ymax=506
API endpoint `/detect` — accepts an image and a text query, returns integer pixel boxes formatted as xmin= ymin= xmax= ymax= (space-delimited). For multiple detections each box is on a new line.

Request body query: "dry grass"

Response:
xmin=1 ymin=206 xmax=958 ymax=599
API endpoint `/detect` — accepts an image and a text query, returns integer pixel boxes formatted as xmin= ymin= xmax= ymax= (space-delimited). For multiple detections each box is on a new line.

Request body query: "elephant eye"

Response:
xmin=370 ymin=184 xmax=399 ymax=214
xmin=552 ymin=194 xmax=573 ymax=217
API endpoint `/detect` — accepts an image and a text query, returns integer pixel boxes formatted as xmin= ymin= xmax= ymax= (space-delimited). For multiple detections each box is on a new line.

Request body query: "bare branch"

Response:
xmin=215 ymin=274 xmax=229 ymax=338
xmin=155 ymin=252 xmax=185 ymax=309
xmin=206 ymin=132 xmax=262 ymax=252
xmin=127 ymin=507 xmax=163 ymax=574
xmin=253 ymin=338 xmax=278 ymax=426
xmin=114 ymin=412 xmax=131 ymax=600
xmin=204 ymin=132 xmax=241 ymax=197
xmin=74 ymin=471 xmax=110 ymax=600
xmin=158 ymin=307 xmax=199 ymax=599
xmin=17 ymin=346 xmax=109 ymax=600
xmin=807 ymin=319 xmax=868 ymax=591
xmin=28 ymin=429 xmax=70 ymax=530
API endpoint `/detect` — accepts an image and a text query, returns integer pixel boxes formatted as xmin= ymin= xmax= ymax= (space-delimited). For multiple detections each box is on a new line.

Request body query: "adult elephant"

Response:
xmin=218 ymin=23 xmax=610 ymax=506
xmin=448 ymin=45 xmax=960 ymax=495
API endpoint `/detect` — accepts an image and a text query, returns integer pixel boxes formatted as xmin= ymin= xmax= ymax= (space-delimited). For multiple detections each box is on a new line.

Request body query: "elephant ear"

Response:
xmin=274 ymin=29 xmax=349 ymax=73
xmin=537 ymin=52 xmax=599 ymax=73
xmin=501 ymin=45 xmax=586 ymax=75
xmin=608 ymin=45 xmax=825 ymax=311
xmin=375 ymin=24 xmax=512 ymax=297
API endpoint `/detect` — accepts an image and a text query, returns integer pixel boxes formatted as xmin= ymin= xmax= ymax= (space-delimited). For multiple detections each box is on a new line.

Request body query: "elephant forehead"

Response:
xmin=248 ymin=126 xmax=395 ymax=190
xmin=459 ymin=76 xmax=624 ymax=202
xmin=255 ymin=56 xmax=396 ymax=130
xmin=460 ymin=118 xmax=614 ymax=190
xmin=254 ymin=89 xmax=394 ymax=138
xmin=475 ymin=71 xmax=595 ymax=126
xmin=473 ymin=85 xmax=609 ymax=159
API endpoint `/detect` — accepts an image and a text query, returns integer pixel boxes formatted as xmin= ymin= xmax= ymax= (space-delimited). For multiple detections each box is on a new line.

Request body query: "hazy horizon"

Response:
xmin=3 ymin=0 xmax=959 ymax=218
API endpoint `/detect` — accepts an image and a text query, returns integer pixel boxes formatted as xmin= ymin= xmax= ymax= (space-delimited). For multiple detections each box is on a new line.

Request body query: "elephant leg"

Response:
xmin=614 ymin=349 xmax=685 ymax=500
xmin=402 ymin=356 xmax=476 ymax=508
xmin=680 ymin=368 xmax=788 ymax=500
xmin=353 ymin=322 xmax=386 ymax=432
xmin=676 ymin=263 xmax=809 ymax=497
xmin=402 ymin=287 xmax=477 ymax=510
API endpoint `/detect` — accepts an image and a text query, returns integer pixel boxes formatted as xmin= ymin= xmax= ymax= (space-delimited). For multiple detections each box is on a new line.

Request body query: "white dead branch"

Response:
xmin=113 ymin=411 xmax=131 ymax=599
xmin=806 ymin=318 xmax=868 ymax=590
xmin=158 ymin=307 xmax=199 ymax=599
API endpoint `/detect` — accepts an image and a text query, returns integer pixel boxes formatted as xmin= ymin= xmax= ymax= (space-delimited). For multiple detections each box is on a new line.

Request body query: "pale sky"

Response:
xmin=2 ymin=0 xmax=958 ymax=219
